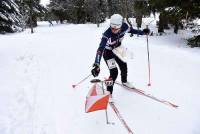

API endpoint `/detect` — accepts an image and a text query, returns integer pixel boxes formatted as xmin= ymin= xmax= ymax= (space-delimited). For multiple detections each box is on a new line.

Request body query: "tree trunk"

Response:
xmin=158 ymin=12 xmax=164 ymax=34
xmin=30 ymin=0 xmax=34 ymax=33
xmin=136 ymin=15 xmax=142 ymax=28
xmin=174 ymin=20 xmax=179 ymax=34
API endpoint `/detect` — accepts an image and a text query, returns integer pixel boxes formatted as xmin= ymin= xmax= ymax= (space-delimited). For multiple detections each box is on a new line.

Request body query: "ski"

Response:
xmin=109 ymin=102 xmax=134 ymax=134
xmin=115 ymin=81 xmax=178 ymax=108
xmin=92 ymin=80 xmax=135 ymax=133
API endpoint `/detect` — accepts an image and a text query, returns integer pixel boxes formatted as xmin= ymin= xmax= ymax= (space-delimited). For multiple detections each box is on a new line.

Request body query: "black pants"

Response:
xmin=103 ymin=49 xmax=127 ymax=94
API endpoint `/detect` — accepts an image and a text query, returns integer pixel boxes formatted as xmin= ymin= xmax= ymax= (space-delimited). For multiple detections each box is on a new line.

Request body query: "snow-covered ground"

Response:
xmin=0 ymin=19 xmax=200 ymax=134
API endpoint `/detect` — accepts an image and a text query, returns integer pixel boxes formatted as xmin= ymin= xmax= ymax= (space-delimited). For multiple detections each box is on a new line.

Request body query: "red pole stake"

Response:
xmin=72 ymin=74 xmax=92 ymax=88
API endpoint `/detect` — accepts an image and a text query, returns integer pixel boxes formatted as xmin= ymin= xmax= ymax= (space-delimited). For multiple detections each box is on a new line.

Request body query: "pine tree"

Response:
xmin=48 ymin=0 xmax=107 ymax=24
xmin=21 ymin=0 xmax=47 ymax=27
xmin=149 ymin=0 xmax=200 ymax=34
xmin=0 ymin=0 xmax=23 ymax=33
xmin=107 ymin=0 xmax=123 ymax=17
xmin=133 ymin=1 xmax=150 ymax=29
xmin=48 ymin=0 xmax=77 ymax=23
xmin=85 ymin=0 xmax=107 ymax=25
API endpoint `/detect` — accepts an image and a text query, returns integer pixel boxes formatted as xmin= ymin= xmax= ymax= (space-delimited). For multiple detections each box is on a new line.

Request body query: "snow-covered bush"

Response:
xmin=0 ymin=0 xmax=23 ymax=33
xmin=187 ymin=35 xmax=200 ymax=48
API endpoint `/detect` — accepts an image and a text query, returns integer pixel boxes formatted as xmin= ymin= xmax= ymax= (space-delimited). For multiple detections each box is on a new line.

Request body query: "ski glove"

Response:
xmin=143 ymin=28 xmax=150 ymax=35
xmin=91 ymin=63 xmax=100 ymax=77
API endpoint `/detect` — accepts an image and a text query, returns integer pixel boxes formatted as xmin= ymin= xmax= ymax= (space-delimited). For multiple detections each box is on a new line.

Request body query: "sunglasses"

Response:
xmin=111 ymin=27 xmax=121 ymax=32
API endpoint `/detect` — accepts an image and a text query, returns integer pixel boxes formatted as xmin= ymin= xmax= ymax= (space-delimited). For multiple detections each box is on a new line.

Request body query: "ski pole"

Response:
xmin=101 ymin=81 xmax=110 ymax=124
xmin=72 ymin=74 xmax=92 ymax=88
xmin=146 ymin=25 xmax=151 ymax=87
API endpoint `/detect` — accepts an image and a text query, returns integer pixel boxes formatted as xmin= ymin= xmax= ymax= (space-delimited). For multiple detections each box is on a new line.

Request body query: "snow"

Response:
xmin=2 ymin=1 xmax=11 ymax=10
xmin=0 ymin=12 xmax=8 ymax=21
xmin=10 ymin=0 xmax=20 ymax=13
xmin=0 ymin=20 xmax=200 ymax=134
xmin=40 ymin=0 xmax=50 ymax=6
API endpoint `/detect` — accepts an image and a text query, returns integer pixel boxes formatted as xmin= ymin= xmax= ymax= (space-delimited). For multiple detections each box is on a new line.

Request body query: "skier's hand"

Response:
xmin=130 ymin=33 xmax=134 ymax=37
xmin=143 ymin=28 xmax=150 ymax=35
xmin=91 ymin=63 xmax=100 ymax=77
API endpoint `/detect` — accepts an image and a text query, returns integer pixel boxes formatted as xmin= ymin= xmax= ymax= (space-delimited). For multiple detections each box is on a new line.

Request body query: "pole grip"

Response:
xmin=90 ymin=79 xmax=101 ymax=83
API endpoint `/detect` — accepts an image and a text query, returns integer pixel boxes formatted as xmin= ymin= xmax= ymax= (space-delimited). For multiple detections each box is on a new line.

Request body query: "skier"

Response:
xmin=91 ymin=14 xmax=150 ymax=98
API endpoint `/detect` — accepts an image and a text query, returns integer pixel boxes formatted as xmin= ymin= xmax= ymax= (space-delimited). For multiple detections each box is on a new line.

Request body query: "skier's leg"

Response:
xmin=103 ymin=50 xmax=118 ymax=94
xmin=114 ymin=55 xmax=127 ymax=83
xmin=106 ymin=67 xmax=118 ymax=94
xmin=114 ymin=55 xmax=135 ymax=88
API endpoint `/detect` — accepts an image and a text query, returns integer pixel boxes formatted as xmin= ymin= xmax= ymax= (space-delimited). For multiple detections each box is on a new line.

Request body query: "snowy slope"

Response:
xmin=0 ymin=20 xmax=200 ymax=134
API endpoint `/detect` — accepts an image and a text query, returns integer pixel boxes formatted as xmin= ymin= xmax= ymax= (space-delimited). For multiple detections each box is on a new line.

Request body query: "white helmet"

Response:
xmin=110 ymin=14 xmax=123 ymax=29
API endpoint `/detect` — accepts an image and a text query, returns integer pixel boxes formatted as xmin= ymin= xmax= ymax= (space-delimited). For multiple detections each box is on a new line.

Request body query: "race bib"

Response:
xmin=107 ymin=58 xmax=117 ymax=69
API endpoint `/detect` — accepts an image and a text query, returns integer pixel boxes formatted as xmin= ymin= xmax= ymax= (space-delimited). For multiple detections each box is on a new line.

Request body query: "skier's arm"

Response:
xmin=94 ymin=36 xmax=108 ymax=65
xmin=91 ymin=35 xmax=108 ymax=77
xmin=122 ymin=23 xmax=144 ymax=35
xmin=128 ymin=27 xmax=144 ymax=35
